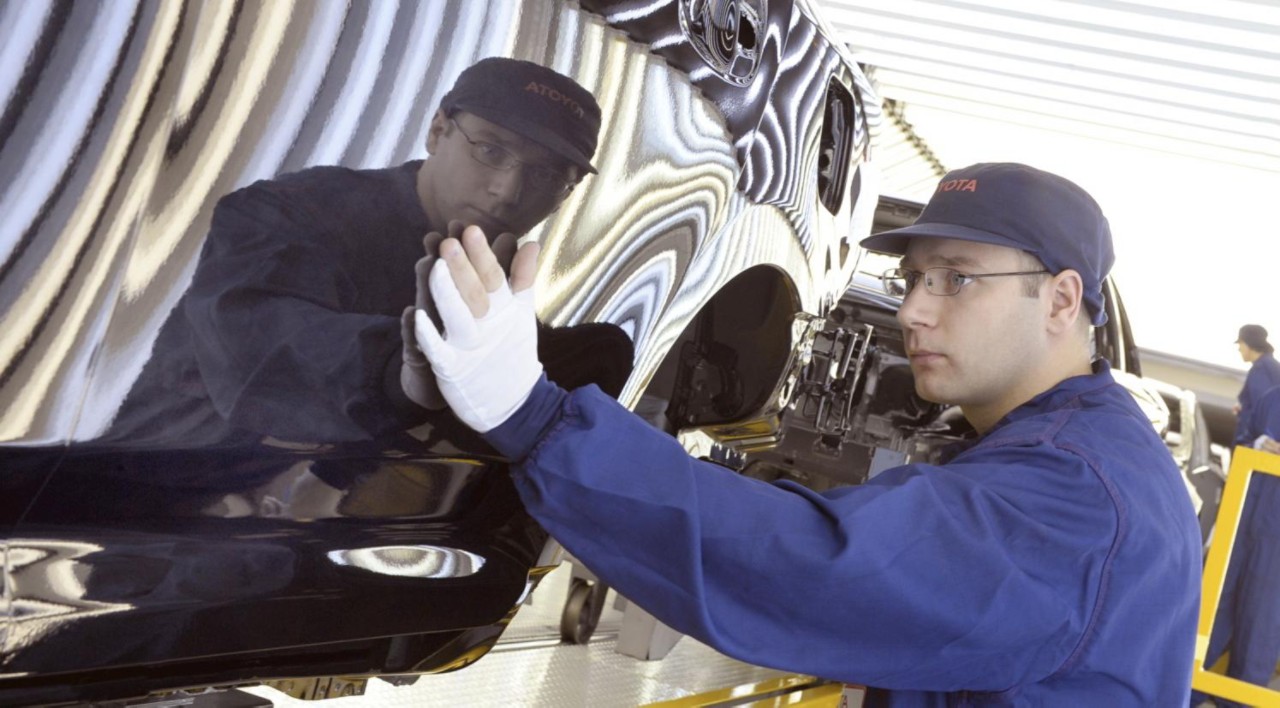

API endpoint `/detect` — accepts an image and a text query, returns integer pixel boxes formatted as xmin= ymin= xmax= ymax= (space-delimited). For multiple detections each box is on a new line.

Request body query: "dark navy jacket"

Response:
xmin=107 ymin=162 xmax=631 ymax=452
xmin=1235 ymin=353 xmax=1280 ymax=445
xmin=109 ymin=162 xmax=434 ymax=447
xmin=488 ymin=363 xmax=1200 ymax=706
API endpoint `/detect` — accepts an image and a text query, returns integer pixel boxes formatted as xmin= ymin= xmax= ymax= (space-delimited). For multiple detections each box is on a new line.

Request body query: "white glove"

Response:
xmin=414 ymin=259 xmax=542 ymax=432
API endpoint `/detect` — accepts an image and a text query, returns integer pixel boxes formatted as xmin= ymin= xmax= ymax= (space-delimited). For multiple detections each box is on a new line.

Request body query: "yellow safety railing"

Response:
xmin=1192 ymin=446 xmax=1280 ymax=706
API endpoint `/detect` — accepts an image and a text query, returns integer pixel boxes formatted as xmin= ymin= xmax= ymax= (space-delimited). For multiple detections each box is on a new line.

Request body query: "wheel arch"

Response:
xmin=640 ymin=263 xmax=804 ymax=430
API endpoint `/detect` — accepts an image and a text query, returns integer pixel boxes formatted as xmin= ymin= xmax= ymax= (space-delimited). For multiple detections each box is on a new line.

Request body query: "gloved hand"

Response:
xmin=400 ymin=221 xmax=520 ymax=411
xmin=1255 ymin=434 xmax=1280 ymax=454
xmin=414 ymin=228 xmax=542 ymax=432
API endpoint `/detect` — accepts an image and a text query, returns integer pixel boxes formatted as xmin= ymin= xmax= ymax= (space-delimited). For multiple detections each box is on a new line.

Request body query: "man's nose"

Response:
xmin=487 ymin=166 xmax=525 ymax=204
xmin=896 ymin=283 xmax=938 ymax=330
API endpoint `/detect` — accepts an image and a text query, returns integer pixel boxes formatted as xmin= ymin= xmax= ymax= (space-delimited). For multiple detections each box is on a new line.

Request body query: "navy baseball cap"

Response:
xmin=440 ymin=57 xmax=601 ymax=174
xmin=1238 ymin=324 xmax=1273 ymax=354
xmin=861 ymin=163 xmax=1114 ymax=326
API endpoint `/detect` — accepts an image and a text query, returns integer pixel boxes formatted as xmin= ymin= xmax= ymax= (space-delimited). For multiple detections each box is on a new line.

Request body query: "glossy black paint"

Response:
xmin=2 ymin=440 xmax=543 ymax=705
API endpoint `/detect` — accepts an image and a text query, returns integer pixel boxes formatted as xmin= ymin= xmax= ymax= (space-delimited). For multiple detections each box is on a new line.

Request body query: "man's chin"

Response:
xmin=913 ymin=378 xmax=949 ymax=405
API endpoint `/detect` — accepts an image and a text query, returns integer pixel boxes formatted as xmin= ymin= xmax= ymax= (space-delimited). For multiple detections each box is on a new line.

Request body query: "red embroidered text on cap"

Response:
xmin=524 ymin=81 xmax=585 ymax=119
xmin=937 ymin=179 xmax=978 ymax=192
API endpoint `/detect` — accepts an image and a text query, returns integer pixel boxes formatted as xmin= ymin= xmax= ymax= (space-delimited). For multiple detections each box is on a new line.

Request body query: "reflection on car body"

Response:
xmin=0 ymin=0 xmax=879 ymax=703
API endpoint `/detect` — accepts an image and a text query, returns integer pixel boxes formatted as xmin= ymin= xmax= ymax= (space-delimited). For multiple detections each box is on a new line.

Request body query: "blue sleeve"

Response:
xmin=487 ymin=384 xmax=1113 ymax=691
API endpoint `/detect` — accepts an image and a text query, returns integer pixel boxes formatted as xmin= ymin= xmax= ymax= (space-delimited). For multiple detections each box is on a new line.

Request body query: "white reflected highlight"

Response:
xmin=327 ymin=545 xmax=487 ymax=579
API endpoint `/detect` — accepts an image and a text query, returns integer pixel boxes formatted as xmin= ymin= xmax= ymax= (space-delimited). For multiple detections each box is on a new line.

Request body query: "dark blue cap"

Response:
xmin=1238 ymin=324 xmax=1272 ymax=354
xmin=440 ymin=57 xmax=601 ymax=174
xmin=861 ymin=163 xmax=1114 ymax=326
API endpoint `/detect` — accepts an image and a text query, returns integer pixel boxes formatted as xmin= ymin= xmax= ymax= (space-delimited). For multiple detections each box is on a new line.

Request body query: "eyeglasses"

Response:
xmin=450 ymin=118 xmax=575 ymax=196
xmin=880 ymin=266 xmax=1050 ymax=297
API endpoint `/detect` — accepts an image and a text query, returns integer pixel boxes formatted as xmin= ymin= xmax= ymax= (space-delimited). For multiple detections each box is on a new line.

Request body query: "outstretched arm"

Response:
xmin=413 ymin=230 xmax=1099 ymax=690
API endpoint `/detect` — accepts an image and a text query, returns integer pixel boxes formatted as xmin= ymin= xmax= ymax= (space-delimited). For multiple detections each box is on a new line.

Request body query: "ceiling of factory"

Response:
xmin=820 ymin=0 xmax=1279 ymax=175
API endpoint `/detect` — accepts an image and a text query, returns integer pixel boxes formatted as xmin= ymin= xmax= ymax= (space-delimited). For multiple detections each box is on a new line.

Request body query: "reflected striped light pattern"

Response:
xmin=0 ymin=0 xmax=878 ymax=443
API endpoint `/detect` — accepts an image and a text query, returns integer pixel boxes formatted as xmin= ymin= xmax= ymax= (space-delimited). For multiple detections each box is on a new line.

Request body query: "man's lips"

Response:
xmin=908 ymin=350 xmax=945 ymax=364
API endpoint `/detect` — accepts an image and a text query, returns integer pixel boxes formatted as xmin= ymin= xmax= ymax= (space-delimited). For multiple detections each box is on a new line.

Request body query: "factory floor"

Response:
xmin=241 ymin=562 xmax=857 ymax=707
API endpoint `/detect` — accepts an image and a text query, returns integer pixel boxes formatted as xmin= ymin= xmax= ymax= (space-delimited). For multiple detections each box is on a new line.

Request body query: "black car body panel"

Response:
xmin=1 ymin=0 xmax=879 ymax=704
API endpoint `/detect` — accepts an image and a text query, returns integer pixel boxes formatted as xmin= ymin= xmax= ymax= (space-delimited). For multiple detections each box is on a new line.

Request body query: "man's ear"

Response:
xmin=425 ymin=109 xmax=450 ymax=154
xmin=1046 ymin=269 xmax=1085 ymax=335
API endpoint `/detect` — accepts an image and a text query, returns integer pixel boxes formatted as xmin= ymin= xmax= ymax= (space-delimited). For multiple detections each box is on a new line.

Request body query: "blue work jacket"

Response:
xmin=1249 ymin=386 xmax=1280 ymax=444
xmin=1235 ymin=353 xmax=1280 ymax=445
xmin=488 ymin=362 xmax=1200 ymax=706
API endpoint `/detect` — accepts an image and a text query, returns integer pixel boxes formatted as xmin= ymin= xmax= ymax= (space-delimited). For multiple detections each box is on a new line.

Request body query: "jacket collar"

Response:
xmin=995 ymin=358 xmax=1115 ymax=430
xmin=942 ymin=359 xmax=1116 ymax=460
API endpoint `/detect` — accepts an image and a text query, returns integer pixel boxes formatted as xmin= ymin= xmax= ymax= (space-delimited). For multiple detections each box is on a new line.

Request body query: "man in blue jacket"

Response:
xmin=414 ymin=163 xmax=1201 ymax=705
xmin=1232 ymin=324 xmax=1280 ymax=447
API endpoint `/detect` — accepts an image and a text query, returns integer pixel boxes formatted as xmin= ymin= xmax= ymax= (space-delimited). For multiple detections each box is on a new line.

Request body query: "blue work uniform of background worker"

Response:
xmin=1232 ymin=324 xmax=1280 ymax=447
xmin=413 ymin=163 xmax=1201 ymax=705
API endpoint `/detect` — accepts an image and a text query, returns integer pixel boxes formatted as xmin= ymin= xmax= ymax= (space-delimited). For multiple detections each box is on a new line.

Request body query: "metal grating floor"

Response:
xmin=241 ymin=563 xmax=790 ymax=707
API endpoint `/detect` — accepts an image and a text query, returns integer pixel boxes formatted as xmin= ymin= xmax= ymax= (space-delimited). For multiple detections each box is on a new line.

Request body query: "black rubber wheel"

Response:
xmin=560 ymin=578 xmax=608 ymax=644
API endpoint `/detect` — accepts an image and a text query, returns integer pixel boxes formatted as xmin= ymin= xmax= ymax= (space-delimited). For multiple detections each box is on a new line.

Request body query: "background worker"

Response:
xmin=106 ymin=58 xmax=631 ymax=453
xmin=1231 ymin=324 xmax=1280 ymax=448
xmin=414 ymin=163 xmax=1201 ymax=705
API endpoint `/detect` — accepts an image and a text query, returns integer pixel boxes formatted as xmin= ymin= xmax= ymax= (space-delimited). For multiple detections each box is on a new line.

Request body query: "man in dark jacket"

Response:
xmin=414 ymin=163 xmax=1201 ymax=704
xmin=106 ymin=58 xmax=631 ymax=452
xmin=1232 ymin=324 xmax=1280 ymax=448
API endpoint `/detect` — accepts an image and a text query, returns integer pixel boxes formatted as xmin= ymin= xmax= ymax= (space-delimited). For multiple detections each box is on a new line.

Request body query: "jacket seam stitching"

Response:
xmin=1047 ymin=431 xmax=1125 ymax=680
